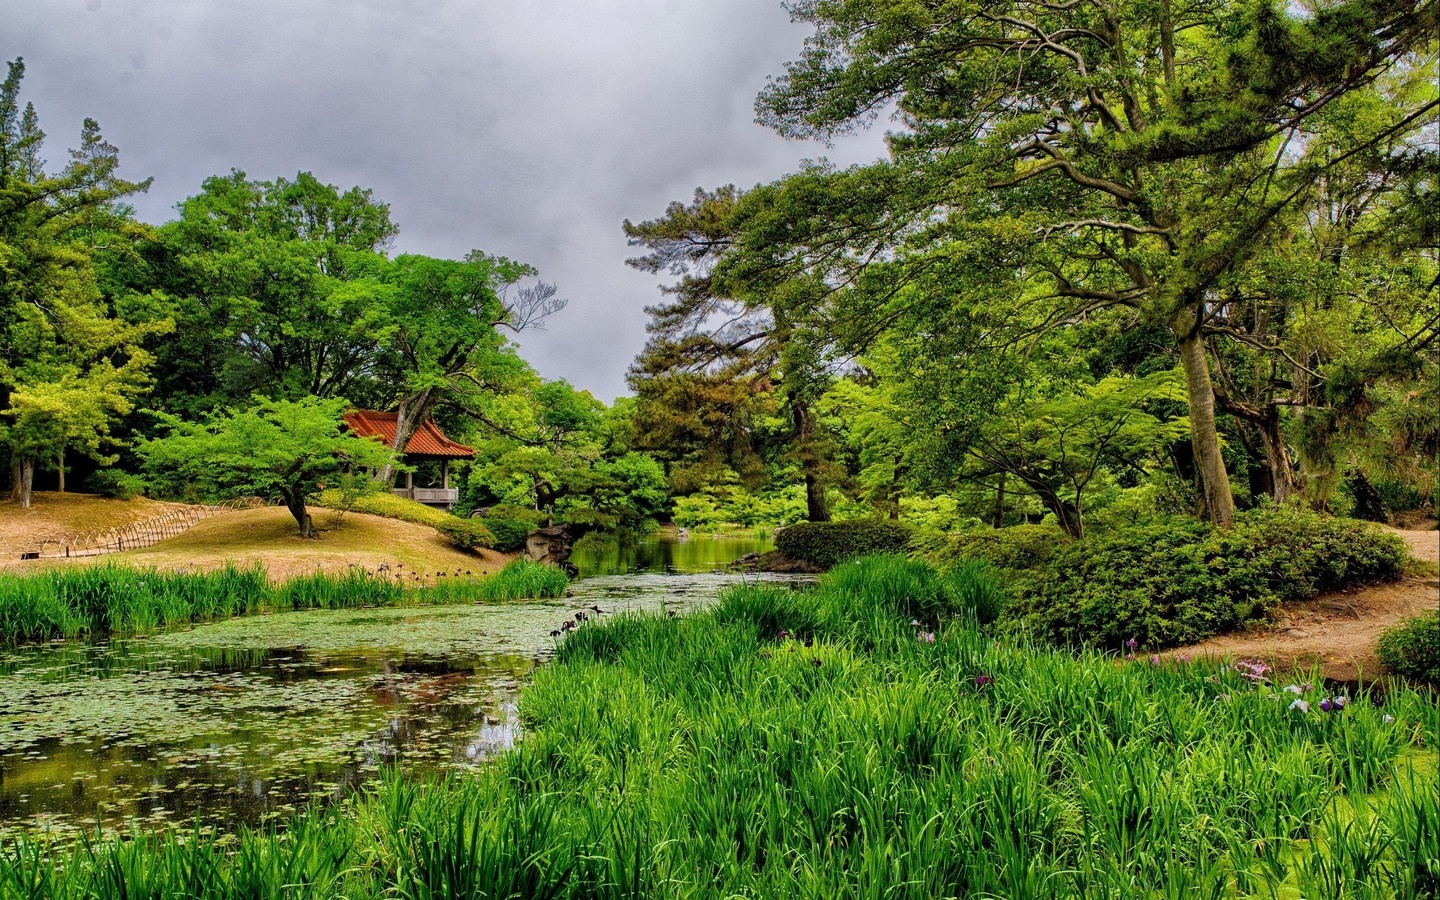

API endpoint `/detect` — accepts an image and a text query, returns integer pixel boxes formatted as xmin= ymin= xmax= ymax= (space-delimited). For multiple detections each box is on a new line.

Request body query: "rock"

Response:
xmin=1284 ymin=628 xmax=1312 ymax=639
xmin=525 ymin=524 xmax=589 ymax=571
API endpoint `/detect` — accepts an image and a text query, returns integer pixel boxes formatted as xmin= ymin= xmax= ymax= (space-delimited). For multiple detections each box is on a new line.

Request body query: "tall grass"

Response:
xmin=2 ymin=554 xmax=1436 ymax=898
xmin=0 ymin=564 xmax=500 ymax=646
xmin=473 ymin=559 xmax=569 ymax=602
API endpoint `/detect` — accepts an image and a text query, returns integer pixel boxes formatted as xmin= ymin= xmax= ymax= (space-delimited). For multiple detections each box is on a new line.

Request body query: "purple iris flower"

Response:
xmin=975 ymin=674 xmax=993 ymax=687
xmin=918 ymin=632 xmax=936 ymax=644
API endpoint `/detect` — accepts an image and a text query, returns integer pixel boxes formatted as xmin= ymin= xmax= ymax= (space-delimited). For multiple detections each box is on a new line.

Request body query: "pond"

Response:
xmin=0 ymin=534 xmax=789 ymax=841
xmin=569 ymin=527 xmax=773 ymax=578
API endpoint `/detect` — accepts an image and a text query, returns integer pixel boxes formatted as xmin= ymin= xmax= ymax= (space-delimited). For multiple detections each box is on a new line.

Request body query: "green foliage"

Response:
xmin=476 ymin=517 xmax=532 ymax=553
xmin=774 ymin=518 xmax=914 ymax=568
xmin=916 ymin=524 xmax=1070 ymax=580
xmin=314 ymin=488 xmax=449 ymax=528
xmin=140 ymin=396 xmax=396 ymax=536
xmin=1378 ymin=613 xmax=1440 ymax=685
xmin=84 ymin=469 xmax=148 ymax=500
xmin=5 ymin=556 xmax=1436 ymax=898
xmin=0 ymin=59 xmax=168 ymax=505
xmin=1011 ymin=506 xmax=1409 ymax=649
xmin=672 ymin=484 xmax=807 ymax=529
xmin=434 ymin=518 xmax=495 ymax=552
xmin=0 ymin=564 xmax=495 ymax=645
xmin=473 ymin=559 xmax=568 ymax=602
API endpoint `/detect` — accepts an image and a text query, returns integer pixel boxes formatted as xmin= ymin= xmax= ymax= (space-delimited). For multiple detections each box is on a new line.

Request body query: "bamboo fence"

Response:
xmin=21 ymin=498 xmax=269 ymax=560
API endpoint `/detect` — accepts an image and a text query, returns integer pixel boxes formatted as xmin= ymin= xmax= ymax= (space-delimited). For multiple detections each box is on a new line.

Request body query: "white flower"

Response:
xmin=1289 ymin=699 xmax=1309 ymax=713
xmin=1383 ymin=714 xmax=1395 ymax=724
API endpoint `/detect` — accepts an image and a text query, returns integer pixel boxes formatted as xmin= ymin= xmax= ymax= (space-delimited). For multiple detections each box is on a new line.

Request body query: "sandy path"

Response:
xmin=1168 ymin=528 xmax=1439 ymax=681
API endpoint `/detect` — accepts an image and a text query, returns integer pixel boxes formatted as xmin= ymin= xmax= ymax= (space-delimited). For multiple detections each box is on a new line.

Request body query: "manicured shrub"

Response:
xmin=1009 ymin=506 xmax=1409 ymax=649
xmin=436 ymin=518 xmax=496 ymax=551
xmin=314 ymin=489 xmax=452 ymax=528
xmin=477 ymin=517 xmax=532 ymax=553
xmin=917 ymin=523 xmax=1069 ymax=578
xmin=774 ymin=519 xmax=914 ymax=568
xmin=84 ymin=469 xmax=149 ymax=500
xmin=1378 ymin=613 xmax=1440 ymax=684
xmin=474 ymin=559 xmax=568 ymax=601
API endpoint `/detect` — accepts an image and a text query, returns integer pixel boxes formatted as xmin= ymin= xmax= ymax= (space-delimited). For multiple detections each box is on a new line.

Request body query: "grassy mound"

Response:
xmin=4 ymin=556 xmax=1434 ymax=898
xmin=314 ymin=490 xmax=455 ymax=528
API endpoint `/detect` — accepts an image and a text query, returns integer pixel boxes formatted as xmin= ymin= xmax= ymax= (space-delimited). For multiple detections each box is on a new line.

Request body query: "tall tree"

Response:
xmin=373 ymin=254 xmax=565 ymax=484
xmin=141 ymin=170 xmax=398 ymax=412
xmin=625 ymin=187 xmax=840 ymax=521
xmin=740 ymin=0 xmax=1437 ymax=526
xmin=0 ymin=58 xmax=162 ymax=506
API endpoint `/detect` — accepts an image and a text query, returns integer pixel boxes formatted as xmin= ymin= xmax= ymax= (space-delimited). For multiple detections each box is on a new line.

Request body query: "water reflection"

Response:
xmin=571 ymin=529 xmax=772 ymax=578
xmin=0 ymin=536 xmax=797 ymax=840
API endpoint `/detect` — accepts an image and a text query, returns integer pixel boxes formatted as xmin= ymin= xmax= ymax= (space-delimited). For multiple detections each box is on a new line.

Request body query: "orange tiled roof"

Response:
xmin=342 ymin=410 xmax=475 ymax=459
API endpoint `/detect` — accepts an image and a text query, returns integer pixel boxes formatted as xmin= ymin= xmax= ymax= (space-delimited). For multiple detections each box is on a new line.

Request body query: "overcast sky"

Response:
xmin=7 ymin=0 xmax=888 ymax=402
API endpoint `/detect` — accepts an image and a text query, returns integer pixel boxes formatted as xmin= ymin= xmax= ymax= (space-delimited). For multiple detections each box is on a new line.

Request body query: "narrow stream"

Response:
xmin=0 ymin=532 xmax=789 ymax=840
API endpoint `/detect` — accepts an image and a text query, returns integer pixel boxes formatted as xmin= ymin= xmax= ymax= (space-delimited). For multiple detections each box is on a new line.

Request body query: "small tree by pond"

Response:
xmin=140 ymin=396 xmax=396 ymax=537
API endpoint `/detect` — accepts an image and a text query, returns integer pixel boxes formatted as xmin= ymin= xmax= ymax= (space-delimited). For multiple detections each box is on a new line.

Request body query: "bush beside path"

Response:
xmin=1167 ymin=528 xmax=1439 ymax=681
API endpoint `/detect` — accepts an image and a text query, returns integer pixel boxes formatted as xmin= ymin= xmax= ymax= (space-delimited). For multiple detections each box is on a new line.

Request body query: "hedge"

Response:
xmin=475 ymin=517 xmax=533 ymax=554
xmin=1378 ymin=613 xmax=1440 ymax=684
xmin=775 ymin=519 xmax=915 ymax=568
xmin=435 ymin=519 xmax=496 ymax=552
xmin=1006 ymin=505 xmax=1409 ymax=650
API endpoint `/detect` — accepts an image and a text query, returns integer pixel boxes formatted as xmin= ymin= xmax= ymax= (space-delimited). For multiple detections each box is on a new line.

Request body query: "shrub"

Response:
xmin=436 ymin=518 xmax=496 ymax=551
xmin=1009 ymin=505 xmax=1408 ymax=649
xmin=1378 ymin=613 xmax=1440 ymax=684
xmin=474 ymin=559 xmax=568 ymax=601
xmin=314 ymin=489 xmax=453 ymax=528
xmin=84 ymin=469 xmax=148 ymax=500
xmin=477 ymin=517 xmax=532 ymax=553
xmin=918 ymin=523 xmax=1069 ymax=578
xmin=775 ymin=519 xmax=915 ymax=568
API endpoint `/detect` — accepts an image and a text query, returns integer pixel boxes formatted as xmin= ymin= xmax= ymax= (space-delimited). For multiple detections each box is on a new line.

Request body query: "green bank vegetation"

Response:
xmin=2 ymin=556 xmax=1434 ymax=898
xmin=0 ymin=562 xmax=569 ymax=645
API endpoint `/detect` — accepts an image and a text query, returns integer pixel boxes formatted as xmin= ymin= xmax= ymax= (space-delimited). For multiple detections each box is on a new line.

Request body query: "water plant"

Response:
xmin=1 ymin=555 xmax=1434 ymax=897
xmin=0 ymin=565 xmax=502 ymax=646
xmin=473 ymin=559 xmax=569 ymax=602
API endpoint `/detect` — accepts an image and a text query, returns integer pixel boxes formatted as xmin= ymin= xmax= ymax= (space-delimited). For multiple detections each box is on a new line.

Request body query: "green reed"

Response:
xmin=472 ymin=559 xmax=569 ymax=602
xmin=0 ymin=564 xmax=508 ymax=646
xmin=2 ymin=554 xmax=1436 ymax=898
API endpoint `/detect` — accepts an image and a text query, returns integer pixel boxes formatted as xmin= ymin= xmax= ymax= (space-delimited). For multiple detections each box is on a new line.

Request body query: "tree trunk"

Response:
xmin=282 ymin=489 xmax=315 ymax=538
xmin=1175 ymin=316 xmax=1236 ymax=527
xmin=1254 ymin=410 xmax=1298 ymax=504
xmin=19 ymin=456 xmax=34 ymax=510
xmin=8 ymin=453 xmax=19 ymax=501
xmin=378 ymin=388 xmax=439 ymax=485
xmin=1034 ymin=484 xmax=1082 ymax=539
xmin=793 ymin=401 xmax=831 ymax=522
xmin=992 ymin=472 xmax=1007 ymax=529
xmin=56 ymin=445 xmax=65 ymax=493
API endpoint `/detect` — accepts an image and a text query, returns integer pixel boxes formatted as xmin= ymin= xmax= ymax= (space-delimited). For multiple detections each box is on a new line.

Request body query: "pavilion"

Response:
xmin=342 ymin=409 xmax=474 ymax=510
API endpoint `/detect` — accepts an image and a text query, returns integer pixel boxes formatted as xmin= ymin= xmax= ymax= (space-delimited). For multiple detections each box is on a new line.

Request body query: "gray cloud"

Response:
xmin=6 ymin=0 xmax=886 ymax=401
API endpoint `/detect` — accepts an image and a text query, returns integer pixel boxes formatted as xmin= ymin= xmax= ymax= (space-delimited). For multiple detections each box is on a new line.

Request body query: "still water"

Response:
xmin=0 ymin=534 xmax=785 ymax=840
